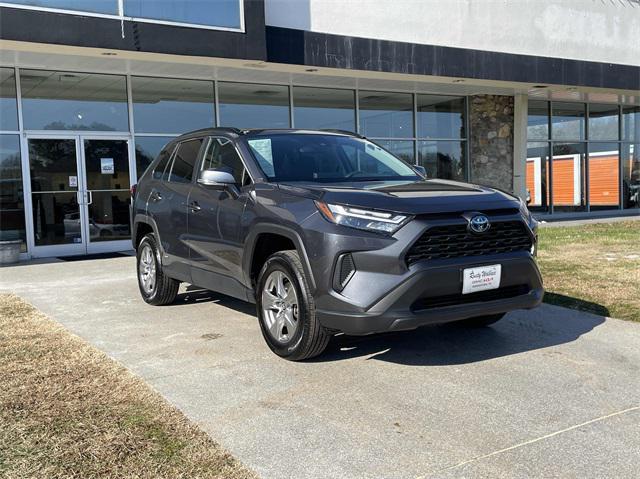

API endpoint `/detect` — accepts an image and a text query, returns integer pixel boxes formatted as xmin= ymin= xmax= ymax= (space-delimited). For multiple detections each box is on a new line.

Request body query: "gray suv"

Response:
xmin=131 ymin=128 xmax=543 ymax=360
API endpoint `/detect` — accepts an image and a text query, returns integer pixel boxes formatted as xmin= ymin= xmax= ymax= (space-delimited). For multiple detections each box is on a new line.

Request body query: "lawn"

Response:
xmin=0 ymin=294 xmax=256 ymax=479
xmin=537 ymin=220 xmax=640 ymax=322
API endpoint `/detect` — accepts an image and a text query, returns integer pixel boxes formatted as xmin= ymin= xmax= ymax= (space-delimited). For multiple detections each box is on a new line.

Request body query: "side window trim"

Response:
xmin=166 ymin=137 xmax=206 ymax=184
xmin=153 ymin=143 xmax=177 ymax=180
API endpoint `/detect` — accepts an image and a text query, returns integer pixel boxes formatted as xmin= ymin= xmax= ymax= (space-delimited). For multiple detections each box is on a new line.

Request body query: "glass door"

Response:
xmin=27 ymin=136 xmax=87 ymax=257
xmin=80 ymin=137 xmax=132 ymax=254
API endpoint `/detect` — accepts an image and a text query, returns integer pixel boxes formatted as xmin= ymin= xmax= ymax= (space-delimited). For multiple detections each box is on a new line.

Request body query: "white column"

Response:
xmin=512 ymin=93 xmax=528 ymax=200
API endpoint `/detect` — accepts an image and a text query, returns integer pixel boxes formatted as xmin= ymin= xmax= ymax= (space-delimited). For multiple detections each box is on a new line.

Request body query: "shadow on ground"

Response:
xmin=543 ymin=291 xmax=610 ymax=317
xmin=172 ymin=286 xmax=605 ymax=367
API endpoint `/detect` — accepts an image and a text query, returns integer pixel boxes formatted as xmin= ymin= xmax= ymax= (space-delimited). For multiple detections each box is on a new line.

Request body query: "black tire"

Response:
xmin=456 ymin=313 xmax=506 ymax=328
xmin=256 ymin=250 xmax=330 ymax=361
xmin=136 ymin=233 xmax=179 ymax=306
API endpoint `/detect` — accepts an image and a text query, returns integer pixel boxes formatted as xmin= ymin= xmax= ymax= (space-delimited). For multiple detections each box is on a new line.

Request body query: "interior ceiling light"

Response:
xmin=305 ymin=68 xmax=318 ymax=72
xmin=533 ymin=85 xmax=547 ymax=89
xmin=452 ymin=79 xmax=465 ymax=83
xmin=101 ymin=52 xmax=117 ymax=56
xmin=244 ymin=62 xmax=267 ymax=68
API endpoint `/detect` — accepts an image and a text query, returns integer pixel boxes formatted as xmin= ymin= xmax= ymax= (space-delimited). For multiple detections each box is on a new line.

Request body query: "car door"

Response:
xmin=150 ymin=137 xmax=204 ymax=281
xmin=187 ymin=137 xmax=251 ymax=297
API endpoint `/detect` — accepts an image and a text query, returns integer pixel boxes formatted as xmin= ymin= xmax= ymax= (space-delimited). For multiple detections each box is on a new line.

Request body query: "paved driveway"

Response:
xmin=2 ymin=255 xmax=639 ymax=478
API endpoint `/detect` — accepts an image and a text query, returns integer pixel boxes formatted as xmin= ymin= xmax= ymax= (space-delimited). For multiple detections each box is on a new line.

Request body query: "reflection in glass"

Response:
xmin=622 ymin=106 xmax=640 ymax=142
xmin=132 ymin=77 xmax=214 ymax=134
xmin=418 ymin=140 xmax=465 ymax=181
xmin=622 ymin=142 xmax=639 ymax=209
xmin=293 ymin=87 xmax=355 ymax=131
xmin=135 ymin=136 xmax=174 ymax=179
xmin=374 ymin=140 xmax=414 ymax=164
xmin=32 ymin=192 xmax=81 ymax=245
xmin=526 ymin=142 xmax=550 ymax=211
xmin=417 ymin=95 xmax=465 ymax=139
xmin=1 ymin=0 xmax=118 ymax=14
xmin=83 ymin=139 xmax=130 ymax=190
xmin=124 ymin=0 xmax=241 ymax=28
xmin=0 ymin=135 xmax=26 ymax=250
xmin=588 ymin=143 xmax=619 ymax=210
xmin=588 ymin=104 xmax=619 ymax=141
xmin=527 ymin=101 xmax=549 ymax=140
xmin=28 ymin=138 xmax=78 ymax=192
xmin=359 ymin=91 xmax=413 ymax=138
xmin=218 ymin=82 xmax=290 ymax=129
xmin=552 ymin=102 xmax=585 ymax=141
xmin=0 ymin=68 xmax=19 ymax=131
xmin=20 ymin=70 xmax=128 ymax=131
xmin=552 ymin=142 xmax=586 ymax=212
xmin=88 ymin=191 xmax=131 ymax=241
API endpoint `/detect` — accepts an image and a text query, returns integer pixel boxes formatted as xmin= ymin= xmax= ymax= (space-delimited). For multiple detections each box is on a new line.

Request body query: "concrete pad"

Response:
xmin=2 ymin=256 xmax=639 ymax=478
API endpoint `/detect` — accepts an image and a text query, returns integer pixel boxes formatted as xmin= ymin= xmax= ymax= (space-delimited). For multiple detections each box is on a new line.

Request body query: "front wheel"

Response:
xmin=256 ymin=250 xmax=330 ymax=361
xmin=456 ymin=313 xmax=506 ymax=328
xmin=137 ymin=233 xmax=179 ymax=306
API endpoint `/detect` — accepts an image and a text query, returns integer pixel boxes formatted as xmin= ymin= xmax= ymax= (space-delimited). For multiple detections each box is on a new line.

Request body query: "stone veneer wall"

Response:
xmin=469 ymin=95 xmax=515 ymax=193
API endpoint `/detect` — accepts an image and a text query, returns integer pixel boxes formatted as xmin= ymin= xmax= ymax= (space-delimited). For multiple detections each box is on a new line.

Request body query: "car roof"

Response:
xmin=171 ymin=127 xmax=362 ymax=142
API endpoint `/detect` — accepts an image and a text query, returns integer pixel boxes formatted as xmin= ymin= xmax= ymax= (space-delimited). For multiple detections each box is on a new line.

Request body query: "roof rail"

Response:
xmin=320 ymin=129 xmax=364 ymax=138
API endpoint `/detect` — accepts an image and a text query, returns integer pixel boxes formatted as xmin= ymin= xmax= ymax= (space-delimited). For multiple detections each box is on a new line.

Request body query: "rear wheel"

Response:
xmin=456 ymin=313 xmax=506 ymax=327
xmin=137 ymin=234 xmax=179 ymax=306
xmin=256 ymin=250 xmax=330 ymax=361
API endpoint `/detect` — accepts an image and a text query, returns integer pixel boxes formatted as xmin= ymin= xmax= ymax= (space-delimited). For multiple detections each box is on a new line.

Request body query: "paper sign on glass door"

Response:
xmin=69 ymin=176 xmax=78 ymax=187
xmin=100 ymin=158 xmax=114 ymax=174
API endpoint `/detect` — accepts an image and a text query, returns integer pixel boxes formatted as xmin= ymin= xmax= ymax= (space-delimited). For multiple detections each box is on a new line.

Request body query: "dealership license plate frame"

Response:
xmin=462 ymin=264 xmax=502 ymax=295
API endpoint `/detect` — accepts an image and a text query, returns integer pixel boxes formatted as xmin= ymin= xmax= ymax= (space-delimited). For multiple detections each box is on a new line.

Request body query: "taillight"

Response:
xmin=130 ymin=184 xmax=137 ymax=197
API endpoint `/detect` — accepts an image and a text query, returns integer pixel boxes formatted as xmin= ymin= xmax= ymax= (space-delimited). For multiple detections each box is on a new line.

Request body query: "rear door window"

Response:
xmin=152 ymin=146 xmax=173 ymax=180
xmin=166 ymin=138 xmax=204 ymax=183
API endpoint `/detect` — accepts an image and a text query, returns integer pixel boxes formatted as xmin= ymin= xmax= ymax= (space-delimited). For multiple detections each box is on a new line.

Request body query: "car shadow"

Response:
xmin=172 ymin=286 xmax=606 ymax=367
xmin=315 ymin=305 xmax=606 ymax=366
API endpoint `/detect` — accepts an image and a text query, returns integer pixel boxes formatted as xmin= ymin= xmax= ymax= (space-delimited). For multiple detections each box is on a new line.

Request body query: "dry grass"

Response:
xmin=0 ymin=294 xmax=257 ymax=479
xmin=537 ymin=220 xmax=640 ymax=321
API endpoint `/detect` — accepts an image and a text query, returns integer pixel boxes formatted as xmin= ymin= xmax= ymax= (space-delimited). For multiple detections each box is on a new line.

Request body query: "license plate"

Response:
xmin=462 ymin=264 xmax=501 ymax=294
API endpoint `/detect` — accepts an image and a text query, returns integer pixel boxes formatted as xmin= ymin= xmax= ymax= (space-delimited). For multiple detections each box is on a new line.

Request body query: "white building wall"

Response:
xmin=265 ymin=0 xmax=640 ymax=67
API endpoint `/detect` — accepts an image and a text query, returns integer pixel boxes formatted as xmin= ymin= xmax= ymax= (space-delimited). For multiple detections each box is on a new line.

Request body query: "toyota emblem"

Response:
xmin=469 ymin=214 xmax=490 ymax=233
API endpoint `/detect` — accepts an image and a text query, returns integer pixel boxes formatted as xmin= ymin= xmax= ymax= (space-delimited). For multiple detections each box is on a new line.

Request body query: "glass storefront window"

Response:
xmin=375 ymin=140 xmax=415 ymax=164
xmin=0 ymin=135 xmax=26 ymax=251
xmin=20 ymin=70 xmax=128 ymax=131
xmin=622 ymin=106 xmax=640 ymax=142
xmin=124 ymin=0 xmax=242 ymax=29
xmin=1 ymin=0 xmax=118 ymax=14
xmin=292 ymin=87 xmax=355 ymax=132
xmin=552 ymin=142 xmax=586 ymax=212
xmin=528 ymin=101 xmax=549 ymax=140
xmin=358 ymin=91 xmax=413 ymax=138
xmin=622 ymin=142 xmax=639 ymax=209
xmin=588 ymin=142 xmax=620 ymax=210
xmin=552 ymin=102 xmax=586 ymax=141
xmin=417 ymin=95 xmax=465 ymax=139
xmin=526 ymin=142 xmax=550 ymax=211
xmin=135 ymin=136 xmax=175 ymax=179
xmin=218 ymin=82 xmax=290 ymax=129
xmin=588 ymin=104 xmax=619 ymax=141
xmin=132 ymin=77 xmax=215 ymax=134
xmin=418 ymin=140 xmax=465 ymax=181
xmin=0 ymin=68 xmax=19 ymax=131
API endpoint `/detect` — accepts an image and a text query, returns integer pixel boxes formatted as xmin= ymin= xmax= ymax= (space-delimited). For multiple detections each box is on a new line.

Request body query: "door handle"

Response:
xmin=188 ymin=201 xmax=201 ymax=212
xmin=87 ymin=190 xmax=93 ymax=206
xmin=150 ymin=190 xmax=162 ymax=202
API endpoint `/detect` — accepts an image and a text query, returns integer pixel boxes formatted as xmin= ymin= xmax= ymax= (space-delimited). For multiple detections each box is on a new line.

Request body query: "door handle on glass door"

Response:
xmin=87 ymin=190 xmax=93 ymax=205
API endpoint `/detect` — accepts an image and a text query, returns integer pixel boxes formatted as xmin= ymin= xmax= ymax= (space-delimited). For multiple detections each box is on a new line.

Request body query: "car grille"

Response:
xmin=406 ymin=220 xmax=532 ymax=265
xmin=412 ymin=284 xmax=530 ymax=311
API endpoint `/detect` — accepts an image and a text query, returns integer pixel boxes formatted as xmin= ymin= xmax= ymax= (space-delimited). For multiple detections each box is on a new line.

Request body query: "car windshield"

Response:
xmin=246 ymin=134 xmax=420 ymax=183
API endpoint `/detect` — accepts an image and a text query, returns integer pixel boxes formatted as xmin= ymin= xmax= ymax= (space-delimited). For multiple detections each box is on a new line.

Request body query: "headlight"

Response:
xmin=315 ymin=201 xmax=410 ymax=234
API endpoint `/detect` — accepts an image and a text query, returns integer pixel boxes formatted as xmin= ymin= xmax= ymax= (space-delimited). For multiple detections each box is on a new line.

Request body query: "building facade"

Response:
xmin=0 ymin=0 xmax=638 ymax=259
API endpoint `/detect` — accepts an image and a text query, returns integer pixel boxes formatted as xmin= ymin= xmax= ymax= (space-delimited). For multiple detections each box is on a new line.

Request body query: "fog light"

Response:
xmin=333 ymin=253 xmax=356 ymax=292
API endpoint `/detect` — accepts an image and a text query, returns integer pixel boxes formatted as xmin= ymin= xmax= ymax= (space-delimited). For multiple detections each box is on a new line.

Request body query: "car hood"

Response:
xmin=277 ymin=179 xmax=521 ymax=215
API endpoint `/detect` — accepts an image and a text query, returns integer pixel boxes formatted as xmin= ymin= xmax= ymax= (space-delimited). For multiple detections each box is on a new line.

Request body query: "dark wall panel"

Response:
xmin=266 ymin=26 xmax=640 ymax=91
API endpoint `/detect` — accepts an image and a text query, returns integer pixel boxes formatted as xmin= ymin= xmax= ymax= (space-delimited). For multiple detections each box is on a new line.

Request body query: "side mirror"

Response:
xmin=197 ymin=168 xmax=239 ymax=197
xmin=414 ymin=165 xmax=427 ymax=177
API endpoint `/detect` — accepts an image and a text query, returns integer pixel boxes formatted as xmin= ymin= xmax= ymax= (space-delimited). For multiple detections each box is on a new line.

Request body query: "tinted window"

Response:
xmin=167 ymin=139 xmax=203 ymax=183
xmin=0 ymin=68 xmax=18 ymax=131
xmin=202 ymin=138 xmax=247 ymax=185
xmin=2 ymin=0 xmax=118 ymax=14
xmin=20 ymin=70 xmax=128 ymax=131
xmin=246 ymin=134 xmax=418 ymax=183
xmin=417 ymin=95 xmax=465 ymax=139
xmin=136 ymin=136 xmax=175 ymax=179
xmin=124 ymin=0 xmax=242 ymax=29
xmin=358 ymin=91 xmax=413 ymax=138
xmin=218 ymin=82 xmax=290 ymax=129
xmin=152 ymin=146 xmax=174 ymax=180
xmin=293 ymin=87 xmax=355 ymax=132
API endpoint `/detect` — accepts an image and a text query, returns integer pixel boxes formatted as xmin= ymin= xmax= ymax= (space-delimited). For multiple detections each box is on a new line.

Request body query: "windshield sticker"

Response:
xmin=248 ymin=139 xmax=275 ymax=177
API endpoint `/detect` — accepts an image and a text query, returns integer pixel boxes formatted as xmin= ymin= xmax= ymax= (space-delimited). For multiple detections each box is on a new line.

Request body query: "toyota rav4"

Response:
xmin=131 ymin=128 xmax=543 ymax=360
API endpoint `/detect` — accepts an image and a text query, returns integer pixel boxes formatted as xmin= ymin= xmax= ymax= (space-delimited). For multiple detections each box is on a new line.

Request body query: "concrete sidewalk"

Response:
xmin=2 ymin=256 xmax=639 ymax=478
